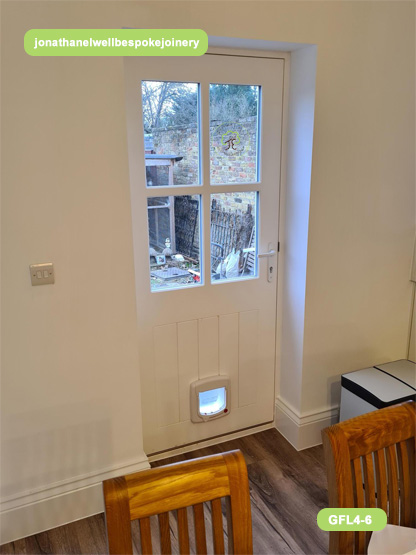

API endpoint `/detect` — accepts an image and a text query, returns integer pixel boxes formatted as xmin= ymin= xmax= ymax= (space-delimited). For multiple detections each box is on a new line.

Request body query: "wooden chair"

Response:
xmin=103 ymin=449 xmax=253 ymax=554
xmin=322 ymin=401 xmax=415 ymax=555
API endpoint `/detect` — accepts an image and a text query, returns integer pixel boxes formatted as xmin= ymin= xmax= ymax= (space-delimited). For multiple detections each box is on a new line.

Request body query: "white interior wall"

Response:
xmin=300 ymin=2 xmax=415 ymax=415
xmin=1 ymin=0 xmax=415 ymax=542
xmin=409 ymin=288 xmax=416 ymax=362
xmin=409 ymin=241 xmax=416 ymax=362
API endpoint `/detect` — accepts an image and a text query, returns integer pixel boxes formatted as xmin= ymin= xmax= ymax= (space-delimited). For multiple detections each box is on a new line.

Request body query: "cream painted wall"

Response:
xmin=409 ymin=290 xmax=416 ymax=362
xmin=1 ymin=0 xmax=414 ymax=538
xmin=300 ymin=2 xmax=415 ymax=412
xmin=1 ymin=1 xmax=152 ymax=536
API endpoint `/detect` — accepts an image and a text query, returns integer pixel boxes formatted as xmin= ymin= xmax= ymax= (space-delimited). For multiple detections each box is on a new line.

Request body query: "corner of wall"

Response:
xmin=274 ymin=396 xmax=338 ymax=451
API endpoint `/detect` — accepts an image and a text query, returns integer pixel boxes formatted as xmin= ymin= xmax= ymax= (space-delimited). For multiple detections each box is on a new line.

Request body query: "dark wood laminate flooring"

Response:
xmin=0 ymin=428 xmax=329 ymax=555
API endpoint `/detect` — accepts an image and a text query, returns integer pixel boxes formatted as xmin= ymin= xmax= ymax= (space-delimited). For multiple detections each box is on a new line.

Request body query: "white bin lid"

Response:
xmin=341 ymin=367 xmax=416 ymax=408
xmin=374 ymin=359 xmax=416 ymax=389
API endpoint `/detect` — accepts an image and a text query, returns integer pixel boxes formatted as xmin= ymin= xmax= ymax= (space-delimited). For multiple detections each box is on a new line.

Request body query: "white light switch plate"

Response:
xmin=29 ymin=263 xmax=55 ymax=285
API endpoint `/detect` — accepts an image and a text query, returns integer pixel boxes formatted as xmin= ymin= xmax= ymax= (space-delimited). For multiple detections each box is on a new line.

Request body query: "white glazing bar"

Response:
xmin=201 ymin=80 xmax=211 ymax=287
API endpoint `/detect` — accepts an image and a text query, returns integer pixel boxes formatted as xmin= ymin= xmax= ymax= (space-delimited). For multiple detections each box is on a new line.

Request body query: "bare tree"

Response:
xmin=141 ymin=81 xmax=197 ymax=131
xmin=141 ymin=82 xmax=258 ymax=131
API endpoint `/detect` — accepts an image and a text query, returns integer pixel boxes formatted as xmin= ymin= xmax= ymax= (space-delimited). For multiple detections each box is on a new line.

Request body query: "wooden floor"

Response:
xmin=0 ymin=428 xmax=329 ymax=555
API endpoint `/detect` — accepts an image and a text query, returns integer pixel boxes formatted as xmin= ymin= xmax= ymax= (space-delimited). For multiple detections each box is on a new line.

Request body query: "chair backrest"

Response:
xmin=322 ymin=401 xmax=415 ymax=555
xmin=103 ymin=449 xmax=253 ymax=554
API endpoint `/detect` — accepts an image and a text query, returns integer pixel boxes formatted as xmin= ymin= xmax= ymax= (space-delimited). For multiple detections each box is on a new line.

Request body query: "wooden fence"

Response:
xmin=154 ymin=197 xmax=256 ymax=273
xmin=210 ymin=199 xmax=254 ymax=272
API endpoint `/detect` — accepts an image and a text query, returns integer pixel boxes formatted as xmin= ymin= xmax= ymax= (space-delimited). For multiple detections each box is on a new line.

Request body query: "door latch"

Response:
xmin=257 ymin=243 xmax=277 ymax=283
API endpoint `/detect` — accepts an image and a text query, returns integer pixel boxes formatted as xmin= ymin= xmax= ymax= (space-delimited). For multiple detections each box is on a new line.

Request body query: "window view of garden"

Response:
xmin=142 ymin=81 xmax=259 ymax=291
xmin=142 ymin=81 xmax=199 ymax=187
xmin=148 ymin=195 xmax=201 ymax=291
xmin=210 ymin=84 xmax=259 ymax=184
xmin=211 ymin=192 xmax=257 ymax=282
xmin=147 ymin=193 xmax=257 ymax=291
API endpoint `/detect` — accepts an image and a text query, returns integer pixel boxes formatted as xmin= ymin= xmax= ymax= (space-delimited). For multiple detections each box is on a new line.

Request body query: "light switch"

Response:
xmin=30 ymin=263 xmax=55 ymax=286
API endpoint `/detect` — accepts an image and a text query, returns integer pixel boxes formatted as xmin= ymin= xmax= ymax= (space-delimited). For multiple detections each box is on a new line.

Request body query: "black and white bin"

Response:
xmin=340 ymin=359 xmax=416 ymax=421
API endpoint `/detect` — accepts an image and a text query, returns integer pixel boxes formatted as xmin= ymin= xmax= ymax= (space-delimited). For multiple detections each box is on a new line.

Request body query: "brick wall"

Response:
xmin=211 ymin=192 xmax=256 ymax=213
xmin=151 ymin=116 xmax=257 ymax=186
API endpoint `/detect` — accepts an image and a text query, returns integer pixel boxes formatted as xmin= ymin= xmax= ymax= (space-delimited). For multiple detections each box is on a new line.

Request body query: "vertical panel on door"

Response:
xmin=239 ymin=310 xmax=259 ymax=407
xmin=198 ymin=317 xmax=219 ymax=379
xmin=219 ymin=313 xmax=239 ymax=410
xmin=178 ymin=320 xmax=199 ymax=422
xmin=154 ymin=323 xmax=179 ymax=427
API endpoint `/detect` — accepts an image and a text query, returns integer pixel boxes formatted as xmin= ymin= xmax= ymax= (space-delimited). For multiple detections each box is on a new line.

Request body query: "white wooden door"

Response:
xmin=125 ymin=54 xmax=284 ymax=454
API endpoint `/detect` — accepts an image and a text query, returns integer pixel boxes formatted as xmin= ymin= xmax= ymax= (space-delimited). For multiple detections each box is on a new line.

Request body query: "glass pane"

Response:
xmin=199 ymin=387 xmax=226 ymax=416
xmin=142 ymin=81 xmax=200 ymax=187
xmin=210 ymin=192 xmax=257 ymax=282
xmin=210 ymin=84 xmax=259 ymax=184
xmin=148 ymin=195 xmax=201 ymax=291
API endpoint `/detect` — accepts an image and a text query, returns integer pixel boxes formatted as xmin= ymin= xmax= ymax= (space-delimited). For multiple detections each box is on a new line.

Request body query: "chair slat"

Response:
xmin=158 ymin=513 xmax=172 ymax=554
xmin=193 ymin=503 xmax=207 ymax=555
xmin=374 ymin=449 xmax=388 ymax=514
xmin=386 ymin=445 xmax=399 ymax=525
xmin=363 ymin=453 xmax=376 ymax=550
xmin=225 ymin=497 xmax=234 ymax=554
xmin=211 ymin=498 xmax=225 ymax=554
xmin=363 ymin=454 xmax=376 ymax=508
xmin=177 ymin=508 xmax=190 ymax=555
xmin=397 ymin=440 xmax=411 ymax=526
xmin=352 ymin=458 xmax=365 ymax=508
xmin=139 ymin=517 xmax=153 ymax=555
xmin=408 ymin=437 xmax=416 ymax=527
xmin=352 ymin=458 xmax=365 ymax=554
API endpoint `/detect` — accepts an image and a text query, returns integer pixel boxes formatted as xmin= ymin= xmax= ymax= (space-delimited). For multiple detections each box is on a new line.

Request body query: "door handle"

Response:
xmin=257 ymin=249 xmax=276 ymax=258
xmin=257 ymin=244 xmax=277 ymax=283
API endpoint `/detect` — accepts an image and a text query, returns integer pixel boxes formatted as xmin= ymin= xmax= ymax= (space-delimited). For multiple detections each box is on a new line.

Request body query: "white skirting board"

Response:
xmin=1 ymin=422 xmax=273 ymax=544
xmin=274 ymin=396 xmax=339 ymax=451
xmin=147 ymin=421 xmax=275 ymax=462
xmin=0 ymin=455 xmax=150 ymax=545
xmin=1 ymin=406 xmax=334 ymax=544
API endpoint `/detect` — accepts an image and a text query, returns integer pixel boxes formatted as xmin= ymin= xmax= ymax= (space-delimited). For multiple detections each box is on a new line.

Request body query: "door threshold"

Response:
xmin=147 ymin=420 xmax=274 ymax=462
